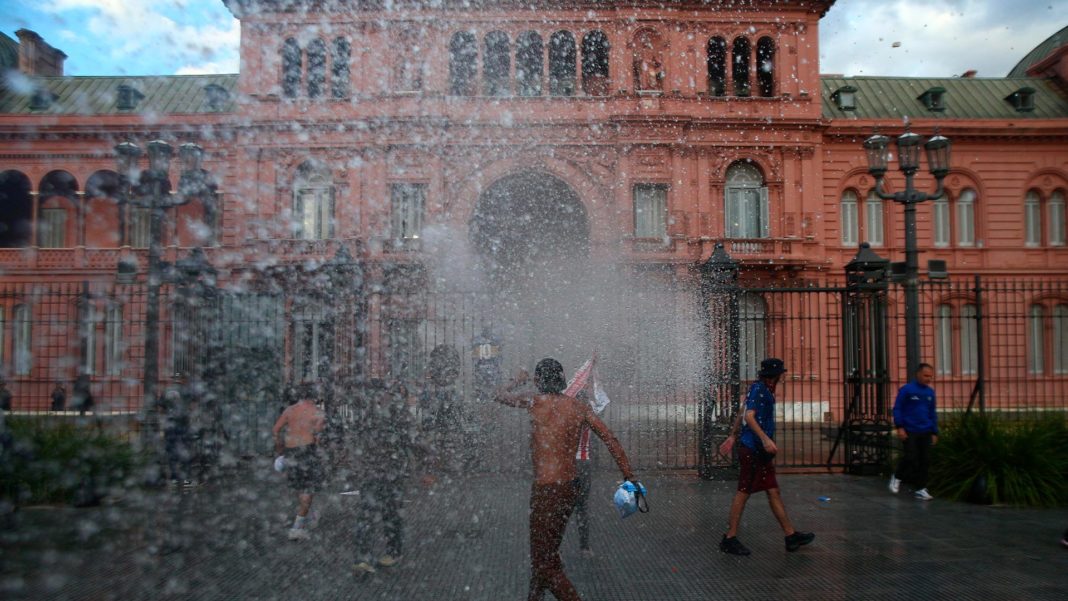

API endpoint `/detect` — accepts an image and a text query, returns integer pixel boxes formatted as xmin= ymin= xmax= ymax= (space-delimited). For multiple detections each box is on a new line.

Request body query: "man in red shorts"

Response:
xmin=496 ymin=358 xmax=637 ymax=601
xmin=720 ymin=358 xmax=814 ymax=556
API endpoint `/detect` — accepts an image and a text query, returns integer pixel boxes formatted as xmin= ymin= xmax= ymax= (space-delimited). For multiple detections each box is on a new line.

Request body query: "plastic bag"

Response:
xmin=274 ymin=455 xmax=286 ymax=473
xmin=613 ymin=480 xmax=649 ymax=519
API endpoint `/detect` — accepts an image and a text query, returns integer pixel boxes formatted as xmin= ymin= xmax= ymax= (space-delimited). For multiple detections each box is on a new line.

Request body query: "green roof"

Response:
xmin=0 ymin=32 xmax=17 ymax=72
xmin=821 ymin=76 xmax=1068 ymax=120
xmin=1008 ymin=25 xmax=1067 ymax=77
xmin=0 ymin=74 xmax=238 ymax=115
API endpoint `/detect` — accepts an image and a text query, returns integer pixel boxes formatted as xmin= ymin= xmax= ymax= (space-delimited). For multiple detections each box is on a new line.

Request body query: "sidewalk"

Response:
xmin=2 ymin=466 xmax=1066 ymax=601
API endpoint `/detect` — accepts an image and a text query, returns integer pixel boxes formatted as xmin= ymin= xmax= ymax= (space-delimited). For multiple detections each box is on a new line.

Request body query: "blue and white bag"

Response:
xmin=613 ymin=480 xmax=649 ymax=519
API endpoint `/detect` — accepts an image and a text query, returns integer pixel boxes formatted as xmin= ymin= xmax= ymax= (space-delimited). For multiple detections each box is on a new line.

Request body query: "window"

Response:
xmin=739 ymin=293 xmax=767 ymax=381
xmin=105 ymin=304 xmax=123 ymax=376
xmin=840 ymin=191 xmax=858 ymax=246
xmin=293 ymin=167 xmax=334 ymax=240
xmin=293 ymin=306 xmax=332 ymax=383
xmin=549 ymin=31 xmax=576 ymax=97
xmin=756 ymin=37 xmax=774 ymax=97
xmin=633 ymin=184 xmax=667 ymax=238
xmin=732 ymin=37 xmax=750 ymax=97
xmin=82 ymin=303 xmax=97 ymax=376
xmin=448 ymin=32 xmax=478 ymax=96
xmin=961 ymin=304 xmax=978 ymax=375
xmin=391 ymin=183 xmax=426 ymax=241
xmin=128 ymin=206 xmax=151 ymax=248
xmin=706 ymin=37 xmax=727 ymax=97
xmin=282 ymin=38 xmax=301 ymax=99
xmin=1054 ymin=304 xmax=1068 ymax=375
xmin=957 ymin=189 xmax=976 ymax=246
xmin=515 ymin=32 xmax=543 ymax=97
xmin=483 ymin=31 xmax=510 ymax=97
xmin=1025 ymin=190 xmax=1041 ymax=246
xmin=331 ymin=38 xmax=350 ymax=98
xmin=38 ymin=207 xmax=67 ymax=248
xmin=865 ymin=192 xmax=884 ymax=246
xmin=307 ymin=39 xmax=326 ymax=99
xmin=389 ymin=319 xmax=424 ymax=384
xmin=1048 ymin=190 xmax=1065 ymax=246
xmin=581 ymin=31 xmax=610 ymax=96
xmin=724 ymin=163 xmax=768 ymax=238
xmin=13 ymin=304 xmax=30 ymax=376
xmin=934 ymin=305 xmax=953 ymax=375
xmin=933 ymin=197 xmax=950 ymax=247
xmin=1029 ymin=304 xmax=1045 ymax=374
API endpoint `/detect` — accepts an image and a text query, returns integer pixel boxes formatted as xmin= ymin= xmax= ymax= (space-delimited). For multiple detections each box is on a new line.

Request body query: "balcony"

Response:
xmin=688 ymin=237 xmax=808 ymax=267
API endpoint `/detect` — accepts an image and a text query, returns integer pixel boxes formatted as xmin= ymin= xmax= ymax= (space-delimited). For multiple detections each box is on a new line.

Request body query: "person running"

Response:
xmin=720 ymin=358 xmax=815 ymax=556
xmin=889 ymin=363 xmax=939 ymax=501
xmin=272 ymin=385 xmax=326 ymax=541
xmin=563 ymin=353 xmax=610 ymax=557
xmin=495 ymin=358 xmax=637 ymax=601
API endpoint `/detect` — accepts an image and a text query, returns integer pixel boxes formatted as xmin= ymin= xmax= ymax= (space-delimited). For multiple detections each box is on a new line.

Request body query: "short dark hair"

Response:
xmin=535 ymin=358 xmax=566 ymax=394
xmin=916 ymin=363 xmax=934 ymax=374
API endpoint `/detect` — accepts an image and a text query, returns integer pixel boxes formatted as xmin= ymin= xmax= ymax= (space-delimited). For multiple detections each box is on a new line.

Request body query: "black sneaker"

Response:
xmin=785 ymin=531 xmax=815 ymax=552
xmin=719 ymin=534 xmax=751 ymax=556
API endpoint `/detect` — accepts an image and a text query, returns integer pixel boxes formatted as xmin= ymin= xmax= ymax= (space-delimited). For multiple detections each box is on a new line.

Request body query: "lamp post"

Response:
xmin=863 ymin=129 xmax=951 ymax=377
xmin=697 ymin=243 xmax=740 ymax=479
xmin=114 ymin=140 xmax=214 ymax=452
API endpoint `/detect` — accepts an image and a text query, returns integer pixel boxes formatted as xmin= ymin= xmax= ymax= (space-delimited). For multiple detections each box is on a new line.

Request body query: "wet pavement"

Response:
xmin=2 ymin=466 xmax=1067 ymax=601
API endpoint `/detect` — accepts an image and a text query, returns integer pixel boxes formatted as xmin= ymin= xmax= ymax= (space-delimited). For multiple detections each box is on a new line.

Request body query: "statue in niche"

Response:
xmin=632 ymin=29 xmax=665 ymax=92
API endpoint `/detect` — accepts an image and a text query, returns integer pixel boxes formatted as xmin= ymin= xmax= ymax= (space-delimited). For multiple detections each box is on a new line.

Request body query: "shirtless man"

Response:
xmin=272 ymin=387 xmax=326 ymax=541
xmin=495 ymin=358 xmax=637 ymax=601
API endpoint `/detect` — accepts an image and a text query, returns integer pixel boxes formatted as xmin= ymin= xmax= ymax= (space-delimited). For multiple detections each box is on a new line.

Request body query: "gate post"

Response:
xmin=839 ymin=243 xmax=892 ymax=474
xmin=697 ymin=244 xmax=740 ymax=479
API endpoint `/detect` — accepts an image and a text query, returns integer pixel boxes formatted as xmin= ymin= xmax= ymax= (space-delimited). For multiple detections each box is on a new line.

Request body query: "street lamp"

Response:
xmin=114 ymin=140 xmax=214 ymax=453
xmin=863 ymin=128 xmax=951 ymax=377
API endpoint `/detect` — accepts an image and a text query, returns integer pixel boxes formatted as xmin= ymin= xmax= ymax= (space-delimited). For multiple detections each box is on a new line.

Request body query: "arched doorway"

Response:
xmin=0 ymin=170 xmax=33 ymax=247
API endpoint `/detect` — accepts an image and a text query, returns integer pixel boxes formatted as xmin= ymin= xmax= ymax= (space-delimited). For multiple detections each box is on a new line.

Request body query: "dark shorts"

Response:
xmin=737 ymin=444 xmax=778 ymax=494
xmin=286 ymin=445 xmax=324 ymax=493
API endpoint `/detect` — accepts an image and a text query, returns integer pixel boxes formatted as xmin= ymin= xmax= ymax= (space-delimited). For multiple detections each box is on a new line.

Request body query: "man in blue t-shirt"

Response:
xmin=889 ymin=363 xmax=939 ymax=501
xmin=720 ymin=358 xmax=815 ymax=556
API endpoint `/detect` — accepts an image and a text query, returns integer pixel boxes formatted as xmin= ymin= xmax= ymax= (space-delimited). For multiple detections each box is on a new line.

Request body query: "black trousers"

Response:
xmin=896 ymin=432 xmax=933 ymax=489
xmin=353 ymin=477 xmax=404 ymax=563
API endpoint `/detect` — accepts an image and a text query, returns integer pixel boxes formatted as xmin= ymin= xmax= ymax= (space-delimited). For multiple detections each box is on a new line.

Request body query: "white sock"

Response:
xmin=293 ymin=515 xmax=307 ymax=529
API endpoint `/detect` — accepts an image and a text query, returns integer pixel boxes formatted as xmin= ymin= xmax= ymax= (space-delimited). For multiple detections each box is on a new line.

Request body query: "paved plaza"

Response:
xmin=2 ymin=466 xmax=1066 ymax=601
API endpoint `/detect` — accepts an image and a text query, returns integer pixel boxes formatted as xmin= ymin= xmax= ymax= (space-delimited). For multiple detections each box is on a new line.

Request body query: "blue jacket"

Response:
xmin=892 ymin=381 xmax=938 ymax=434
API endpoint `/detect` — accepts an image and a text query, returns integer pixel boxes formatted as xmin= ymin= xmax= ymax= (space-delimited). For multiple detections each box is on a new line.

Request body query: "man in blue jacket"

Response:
xmin=889 ymin=363 xmax=939 ymax=501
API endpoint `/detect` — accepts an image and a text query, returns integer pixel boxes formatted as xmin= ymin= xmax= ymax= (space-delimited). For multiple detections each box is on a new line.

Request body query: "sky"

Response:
xmin=0 ymin=0 xmax=1065 ymax=78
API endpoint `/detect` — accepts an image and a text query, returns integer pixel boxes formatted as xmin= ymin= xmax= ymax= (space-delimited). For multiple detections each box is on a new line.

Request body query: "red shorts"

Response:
xmin=737 ymin=445 xmax=778 ymax=493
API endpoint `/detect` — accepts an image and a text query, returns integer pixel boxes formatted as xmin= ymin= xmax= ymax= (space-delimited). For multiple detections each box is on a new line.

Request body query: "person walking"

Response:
xmin=563 ymin=353 xmax=610 ymax=557
xmin=888 ymin=363 xmax=939 ymax=501
xmin=50 ymin=382 xmax=67 ymax=412
xmin=720 ymin=358 xmax=815 ymax=556
xmin=496 ymin=358 xmax=638 ymax=601
xmin=272 ymin=385 xmax=326 ymax=541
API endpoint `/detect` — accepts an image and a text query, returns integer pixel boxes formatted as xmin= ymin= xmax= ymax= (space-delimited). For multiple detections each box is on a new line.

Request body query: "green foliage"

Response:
xmin=929 ymin=413 xmax=1068 ymax=507
xmin=0 ymin=417 xmax=145 ymax=506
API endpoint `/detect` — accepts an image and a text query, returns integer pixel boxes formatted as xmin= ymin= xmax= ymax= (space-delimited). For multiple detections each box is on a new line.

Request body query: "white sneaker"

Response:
xmin=353 ymin=561 xmax=377 ymax=577
xmin=377 ymin=554 xmax=402 ymax=568
xmin=306 ymin=510 xmax=320 ymax=530
xmin=287 ymin=527 xmax=311 ymax=541
xmin=888 ymin=474 xmax=900 ymax=494
xmin=914 ymin=488 xmax=934 ymax=501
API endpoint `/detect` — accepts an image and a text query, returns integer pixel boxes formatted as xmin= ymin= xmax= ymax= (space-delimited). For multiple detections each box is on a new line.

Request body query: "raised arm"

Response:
xmin=494 ymin=369 xmax=533 ymax=408
xmin=583 ymin=405 xmax=635 ymax=481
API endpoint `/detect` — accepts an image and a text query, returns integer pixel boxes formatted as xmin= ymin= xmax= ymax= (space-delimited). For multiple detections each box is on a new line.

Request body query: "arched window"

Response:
xmin=549 ymin=31 xmax=576 ymax=96
xmin=1054 ymin=304 xmax=1068 ymax=374
xmin=865 ymin=191 xmax=884 ymax=246
xmin=581 ymin=30 xmax=610 ymax=96
xmin=515 ymin=31 xmax=543 ymax=97
xmin=449 ymin=32 xmax=478 ymax=96
xmin=756 ymin=37 xmax=775 ymax=97
xmin=935 ymin=304 xmax=953 ymax=375
xmin=840 ymin=190 xmax=858 ymax=246
xmin=1049 ymin=190 xmax=1065 ymax=246
xmin=1025 ymin=190 xmax=1041 ymax=246
xmin=706 ymin=37 xmax=727 ymax=97
xmin=282 ymin=38 xmax=301 ymax=98
xmin=732 ymin=37 xmax=751 ymax=97
xmin=13 ymin=303 xmax=31 ymax=376
xmin=1029 ymin=304 xmax=1045 ymax=374
xmin=725 ymin=162 xmax=768 ymax=238
xmin=331 ymin=38 xmax=350 ymax=98
xmin=306 ymin=39 xmax=326 ymax=98
xmin=933 ymin=196 xmax=950 ymax=247
xmin=85 ymin=170 xmax=121 ymax=248
xmin=739 ymin=293 xmax=767 ymax=381
xmin=37 ymin=170 xmax=79 ymax=248
xmin=293 ymin=163 xmax=335 ymax=240
xmin=961 ymin=304 xmax=978 ymax=375
xmin=0 ymin=170 xmax=32 ymax=248
xmin=483 ymin=31 xmax=510 ymax=96
xmin=957 ymin=188 xmax=976 ymax=246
